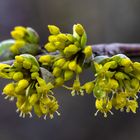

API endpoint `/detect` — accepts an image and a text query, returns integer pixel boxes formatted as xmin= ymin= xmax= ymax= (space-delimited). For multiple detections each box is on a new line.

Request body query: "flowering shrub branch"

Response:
xmin=0 ymin=24 xmax=140 ymax=119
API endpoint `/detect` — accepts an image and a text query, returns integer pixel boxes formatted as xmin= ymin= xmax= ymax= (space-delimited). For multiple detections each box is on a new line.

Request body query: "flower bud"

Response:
xmin=83 ymin=46 xmax=92 ymax=58
xmin=68 ymin=60 xmax=77 ymax=71
xmin=11 ymin=29 xmax=25 ymax=40
xmin=62 ymin=61 xmax=70 ymax=70
xmin=13 ymin=72 xmax=23 ymax=81
xmin=119 ymin=58 xmax=132 ymax=67
xmin=48 ymin=25 xmax=60 ymax=35
xmin=93 ymin=87 xmax=106 ymax=99
xmin=53 ymin=58 xmax=66 ymax=67
xmin=57 ymin=33 xmax=67 ymax=42
xmin=64 ymin=70 xmax=74 ymax=81
xmin=74 ymin=24 xmax=84 ymax=36
xmin=23 ymin=60 xmax=32 ymax=69
xmin=66 ymin=34 xmax=75 ymax=42
xmin=30 ymin=65 xmax=39 ymax=72
xmin=48 ymin=35 xmax=57 ymax=42
xmin=55 ymin=77 xmax=64 ymax=86
xmin=39 ymin=55 xmax=52 ymax=64
xmin=64 ymin=45 xmax=79 ymax=57
xmin=75 ymin=65 xmax=82 ymax=74
xmin=18 ymin=79 xmax=29 ymax=89
xmin=52 ymin=67 xmax=62 ymax=77
xmin=115 ymin=72 xmax=128 ymax=80
xmin=15 ymin=56 xmax=24 ymax=63
xmin=3 ymin=83 xmax=15 ymax=96
xmin=44 ymin=43 xmax=56 ymax=52
xmin=54 ymin=42 xmax=65 ymax=50
xmin=31 ymin=72 xmax=39 ymax=79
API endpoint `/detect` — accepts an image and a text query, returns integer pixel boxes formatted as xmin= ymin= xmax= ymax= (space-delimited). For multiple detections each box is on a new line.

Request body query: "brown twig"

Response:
xmin=92 ymin=43 xmax=140 ymax=56
xmin=1 ymin=43 xmax=140 ymax=64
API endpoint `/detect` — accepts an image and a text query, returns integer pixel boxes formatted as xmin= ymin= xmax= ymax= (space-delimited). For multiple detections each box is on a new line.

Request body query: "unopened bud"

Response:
xmin=48 ymin=25 xmax=60 ymax=35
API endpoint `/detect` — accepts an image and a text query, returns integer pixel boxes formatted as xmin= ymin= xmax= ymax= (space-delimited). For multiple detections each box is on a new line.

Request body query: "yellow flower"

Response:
xmin=126 ymin=100 xmax=138 ymax=113
xmin=95 ymin=98 xmax=113 ymax=117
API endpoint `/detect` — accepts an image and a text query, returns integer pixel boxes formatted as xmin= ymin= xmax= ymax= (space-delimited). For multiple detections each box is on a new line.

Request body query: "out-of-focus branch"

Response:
xmin=1 ymin=43 xmax=140 ymax=64
xmin=92 ymin=43 xmax=140 ymax=56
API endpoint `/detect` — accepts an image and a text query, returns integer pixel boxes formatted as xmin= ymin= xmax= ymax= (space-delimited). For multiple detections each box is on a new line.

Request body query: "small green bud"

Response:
xmin=13 ymin=72 xmax=23 ymax=81
xmin=44 ymin=43 xmax=56 ymax=52
xmin=30 ymin=65 xmax=39 ymax=72
xmin=64 ymin=70 xmax=74 ymax=81
xmin=31 ymin=72 xmax=39 ymax=79
xmin=93 ymin=87 xmax=106 ymax=99
xmin=52 ymin=67 xmax=62 ymax=77
xmin=115 ymin=72 xmax=129 ymax=80
xmin=48 ymin=25 xmax=60 ymax=35
xmin=55 ymin=77 xmax=64 ymax=86
xmin=75 ymin=65 xmax=82 ymax=74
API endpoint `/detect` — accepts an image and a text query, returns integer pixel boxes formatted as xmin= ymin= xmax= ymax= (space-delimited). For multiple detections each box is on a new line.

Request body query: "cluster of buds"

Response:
xmin=93 ymin=54 xmax=139 ymax=117
xmin=39 ymin=24 xmax=93 ymax=95
xmin=1 ymin=54 xmax=59 ymax=119
xmin=10 ymin=26 xmax=40 ymax=55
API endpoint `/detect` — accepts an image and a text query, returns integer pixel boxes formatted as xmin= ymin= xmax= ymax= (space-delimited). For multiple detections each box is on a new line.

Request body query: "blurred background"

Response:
xmin=0 ymin=0 xmax=140 ymax=140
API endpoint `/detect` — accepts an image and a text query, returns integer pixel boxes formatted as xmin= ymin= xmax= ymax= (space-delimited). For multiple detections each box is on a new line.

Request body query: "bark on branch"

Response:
xmin=92 ymin=43 xmax=140 ymax=56
xmin=1 ymin=43 xmax=140 ymax=64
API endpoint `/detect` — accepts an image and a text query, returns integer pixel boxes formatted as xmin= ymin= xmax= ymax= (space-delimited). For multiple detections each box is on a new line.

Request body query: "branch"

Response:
xmin=92 ymin=43 xmax=140 ymax=56
xmin=1 ymin=43 xmax=140 ymax=64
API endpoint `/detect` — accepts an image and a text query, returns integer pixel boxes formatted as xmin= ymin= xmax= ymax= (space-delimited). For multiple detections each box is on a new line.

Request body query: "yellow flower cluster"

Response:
xmin=2 ymin=54 xmax=59 ymax=119
xmin=39 ymin=24 xmax=93 ymax=95
xmin=93 ymin=54 xmax=140 ymax=117
xmin=10 ymin=26 xmax=40 ymax=55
